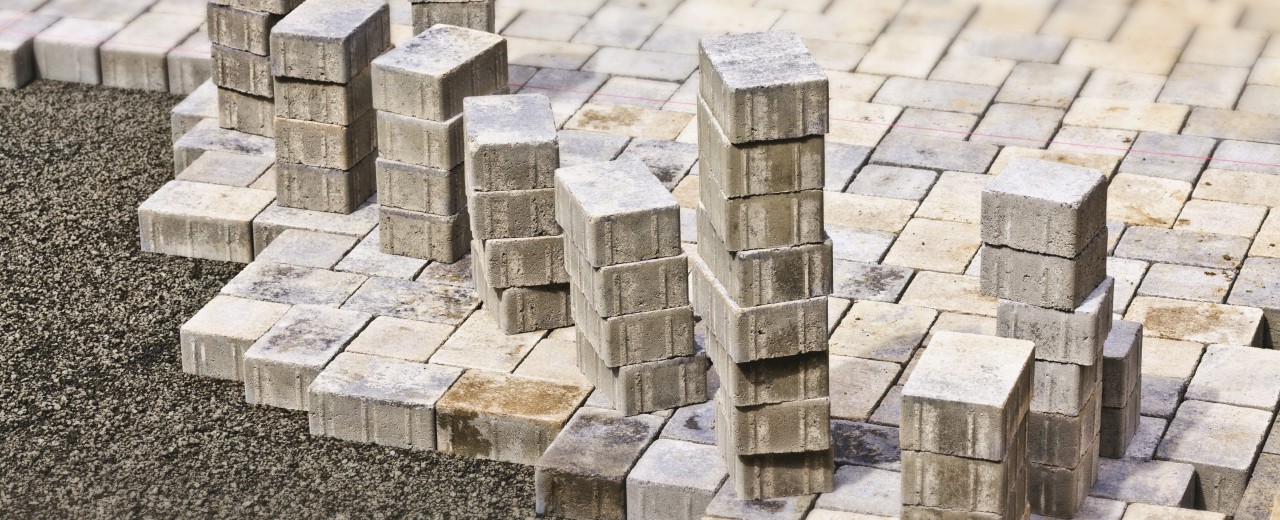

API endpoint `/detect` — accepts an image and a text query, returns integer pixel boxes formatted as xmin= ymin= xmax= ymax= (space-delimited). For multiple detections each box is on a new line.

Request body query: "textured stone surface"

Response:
xmin=998 ymin=277 xmax=1113 ymax=366
xmin=276 ymin=153 xmax=377 ymax=214
xmin=1092 ymin=458 xmax=1195 ymax=508
xmin=690 ymin=256 xmax=827 ymax=363
xmin=1185 ymin=345 xmax=1280 ymax=411
xmin=699 ymin=31 xmax=828 ymax=143
xmin=138 ymin=180 xmax=276 ymax=263
xmin=981 ymin=229 xmax=1108 ymax=312
xmin=221 ymin=261 xmax=366 ymax=306
xmin=471 ymin=253 xmax=573 ymax=334
xmin=435 ymin=370 xmax=590 ymax=465
xmin=372 ymin=24 xmax=506 ymax=122
xmin=180 ymin=295 xmax=291 ymax=381
xmin=1156 ymin=400 xmax=1271 ymax=514
xmin=411 ymin=0 xmax=495 ymax=34
xmin=379 ymin=207 xmax=471 ymax=263
xmin=555 ymin=158 xmax=682 ymax=267
xmin=269 ymin=0 xmax=389 ymax=83
xmin=982 ymin=158 xmax=1108 ymax=258
xmin=902 ymin=427 xmax=1026 ymax=516
xmin=697 ymin=212 xmax=832 ymax=308
xmin=535 ymin=407 xmax=663 ymax=520
xmin=707 ymin=331 xmax=827 ymax=407
xmin=626 ymin=439 xmax=726 ymax=520
xmin=578 ymin=331 xmax=708 ymax=415
xmin=242 ymin=305 xmax=372 ymax=411
xmin=696 ymin=96 xmax=824 ymax=197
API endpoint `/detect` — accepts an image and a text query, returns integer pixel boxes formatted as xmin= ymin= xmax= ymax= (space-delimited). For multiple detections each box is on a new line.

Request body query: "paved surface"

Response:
xmin=0 ymin=81 xmax=539 ymax=518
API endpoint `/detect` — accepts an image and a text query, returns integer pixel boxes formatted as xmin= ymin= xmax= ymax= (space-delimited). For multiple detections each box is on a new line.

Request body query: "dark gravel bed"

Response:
xmin=0 ymin=81 xmax=535 ymax=519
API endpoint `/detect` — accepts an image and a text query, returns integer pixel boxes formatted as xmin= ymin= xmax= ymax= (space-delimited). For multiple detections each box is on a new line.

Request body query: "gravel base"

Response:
xmin=0 ymin=81 xmax=537 ymax=518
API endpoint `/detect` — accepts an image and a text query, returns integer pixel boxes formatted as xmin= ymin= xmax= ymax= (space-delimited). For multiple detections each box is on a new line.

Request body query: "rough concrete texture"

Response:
xmin=554 ymin=158 xmax=682 ymax=267
xmin=241 ymin=304 xmax=372 ymax=411
xmin=714 ymin=390 xmax=831 ymax=455
xmin=379 ymin=206 xmax=471 ymax=262
xmin=902 ymin=426 xmax=1027 ymax=516
xmin=699 ymin=31 xmax=828 ymax=144
xmin=700 ymin=181 xmax=825 ymax=252
xmin=1156 ymin=400 xmax=1272 ymax=515
xmin=435 ymin=369 xmax=590 ymax=466
xmin=626 ymin=439 xmax=727 ymax=520
xmin=268 ymin=0 xmax=389 ymax=83
xmin=981 ymin=229 xmax=1109 ymax=312
xmin=276 ymin=152 xmax=377 ymax=214
xmin=696 ymin=96 xmax=825 ymax=198
xmin=997 ymin=277 xmax=1113 ymax=366
xmin=571 ymin=286 xmax=695 ymax=367
xmin=707 ymin=330 xmax=829 ymax=407
xmin=697 ymin=211 xmax=834 ymax=308
xmin=180 ymin=295 xmax=291 ymax=381
xmin=577 ymin=331 xmax=708 ymax=416
xmin=138 ymin=180 xmax=276 ymax=263
xmin=563 ymin=247 xmax=687 ymax=317
xmin=982 ymin=158 xmax=1108 ymax=259
xmin=535 ymin=407 xmax=664 ymax=520
xmin=371 ymin=23 xmax=506 ymax=122
xmin=274 ymin=68 xmax=373 ymax=126
xmin=411 ymin=0 xmax=495 ymax=34
xmin=690 ymin=255 xmax=828 ymax=363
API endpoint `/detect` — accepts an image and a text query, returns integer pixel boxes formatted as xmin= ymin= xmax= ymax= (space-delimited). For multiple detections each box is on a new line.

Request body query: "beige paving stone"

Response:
xmin=883 ymin=219 xmax=979 ymax=274
xmin=803 ymin=39 xmax=867 ymax=73
xmin=180 ymin=295 xmax=292 ymax=381
xmin=995 ymin=62 xmax=1090 ymax=109
xmin=770 ymin=10 xmax=884 ymax=45
xmin=1183 ymin=108 xmax=1280 ymax=144
xmin=1249 ymin=58 xmax=1280 ymax=87
xmin=1108 ymin=257 xmax=1149 ymax=314
xmin=1079 ymin=70 xmax=1169 ymax=103
xmin=922 ymin=312 xmax=996 ymax=348
xmin=513 ymin=337 xmax=592 ymax=388
xmin=564 ymin=102 xmax=692 ymax=141
xmin=827 ymin=100 xmax=900 ymax=147
xmin=856 ymin=32 xmax=949 ymax=79
xmin=1139 ymin=337 xmax=1205 ymax=382
xmin=900 ymin=272 xmax=996 ymax=317
xmin=950 ymin=27 xmax=1069 ymax=64
xmin=1250 ymin=212 xmax=1280 ymax=259
xmin=1157 ymin=63 xmax=1251 ymax=109
xmin=1173 ymin=199 xmax=1267 ymax=238
xmin=1049 ymin=126 xmax=1136 ymax=158
xmin=1192 ymin=169 xmax=1280 ymax=208
xmin=928 ymin=54 xmax=1016 ymax=87
xmin=430 ymin=309 xmax=543 ymax=373
xmin=830 ymin=300 xmax=936 ymax=364
xmin=583 ymin=48 xmax=698 ymax=82
xmin=435 ymin=370 xmax=591 ymax=465
xmin=1106 ymin=174 xmax=1192 ymax=227
xmin=500 ymin=10 xmax=588 ymax=42
xmin=871 ymin=77 xmax=997 ymax=115
xmin=1182 ymin=26 xmax=1270 ymax=68
xmin=829 ymin=354 xmax=898 ymax=422
xmin=1237 ymin=84 xmax=1280 ymax=116
xmin=665 ymin=1 xmax=782 ymax=32
xmin=823 ymin=192 xmax=917 ymax=234
xmin=1063 ymin=98 xmax=1189 ymax=134
xmin=592 ymin=76 xmax=679 ymax=110
xmin=1125 ymin=297 xmax=1264 ymax=346
xmin=342 ymin=316 xmax=452 ymax=363
xmin=990 ymin=146 xmax=1120 ymax=179
xmin=1040 ymin=0 xmax=1129 ymax=40
xmin=1111 ymin=11 xmax=1194 ymax=48
xmin=828 ymin=297 xmax=851 ymax=334
xmin=914 ymin=171 xmax=988 ymax=224
xmin=1058 ymin=39 xmax=1181 ymax=76
xmin=971 ymin=103 xmax=1064 ymax=148
xmin=827 ymin=72 xmax=886 ymax=102
xmin=505 ymin=36 xmax=597 ymax=70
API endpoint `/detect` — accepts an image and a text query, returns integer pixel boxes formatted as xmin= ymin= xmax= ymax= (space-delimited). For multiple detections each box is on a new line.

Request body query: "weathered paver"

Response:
xmin=1156 ymin=400 xmax=1271 ymax=515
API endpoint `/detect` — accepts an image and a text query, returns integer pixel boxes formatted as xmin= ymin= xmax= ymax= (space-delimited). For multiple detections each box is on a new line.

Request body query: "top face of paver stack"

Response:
xmin=555 ymin=158 xmax=677 ymax=218
xmin=463 ymin=94 xmax=559 ymax=147
xmin=982 ymin=158 xmax=1108 ymax=258
xmin=269 ymin=0 xmax=390 ymax=83
xmin=370 ymin=24 xmax=506 ymax=122
xmin=698 ymin=31 xmax=828 ymax=144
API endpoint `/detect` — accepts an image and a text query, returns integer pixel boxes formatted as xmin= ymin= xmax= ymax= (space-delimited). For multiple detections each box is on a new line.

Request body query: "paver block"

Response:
xmin=276 ymin=153 xmax=376 ymax=214
xmin=1123 ymin=416 xmax=1166 ymax=462
xmin=307 ymin=353 xmax=464 ymax=450
xmin=697 ymin=211 xmax=832 ymax=308
xmin=1124 ymin=297 xmax=1264 ymax=347
xmin=467 ymin=187 xmax=560 ymax=240
xmin=180 ymin=295 xmax=291 ymax=381
xmin=138 ymin=180 xmax=276 ymax=263
xmin=1028 ymin=437 xmax=1099 ymax=519
xmin=829 ymin=300 xmax=935 ymax=364
xmin=461 ymin=95 xmax=563 ymax=194
xmin=699 ymin=31 xmax=827 ymax=144
xmin=1233 ymin=452 xmax=1280 ymax=520
xmin=577 ymin=332 xmax=708 ymax=415
xmin=662 ymin=401 xmax=714 ymax=445
xmin=251 ymin=200 xmax=379 ymax=255
xmin=1100 ymin=378 xmax=1141 ymax=460
xmin=377 ymin=109 xmax=463 ymax=170
xmin=1115 ymin=227 xmax=1252 ymax=271
xmin=1032 ymin=496 xmax=1124 ymax=520
xmin=168 ymin=28 xmax=212 ymax=95
xmin=1227 ymin=257 xmax=1280 ymax=348
xmin=100 ymin=12 xmax=204 ymax=91
xmin=571 ymin=286 xmax=695 ymax=367
xmin=171 ymin=80 xmax=218 ymax=141
xmin=700 ymin=181 xmax=824 ymax=252
xmin=477 ymin=234 xmax=568 ymax=289
xmin=714 ymin=389 xmax=829 ymax=455
xmin=1185 ymin=345 xmax=1280 ymax=411
xmin=375 ymin=158 xmax=464 ymax=216
xmin=981 ymin=229 xmax=1108 ymax=312
xmin=706 ymin=330 xmax=828 ymax=407
xmin=471 ymin=250 xmax=573 ymax=334
xmin=813 ymin=464 xmax=901 ymax=518
xmin=982 ymin=159 xmax=1108 ymax=259
xmin=342 ymin=315 xmax=452 ymax=363
xmin=535 ymin=406 xmax=665 ymax=519
xmin=33 ymin=18 xmax=123 ymax=84
xmin=411 ymin=0 xmax=495 ymax=34
xmin=869 ymin=132 xmax=1000 ymax=174
xmin=371 ymin=24 xmax=506 ymax=122
xmin=242 ymin=305 xmax=372 ymax=410
xmin=207 ymin=2 xmax=276 ymax=55
xmin=1092 ymin=458 xmax=1194 ymax=508
xmin=626 ymin=439 xmax=726 ymax=520
xmin=210 ymin=0 xmax=304 ymax=15
xmin=718 ymin=436 xmax=834 ymax=500
xmin=554 ymin=158 xmax=681 ymax=267
xmin=1027 ymin=387 xmax=1099 ymax=468
xmin=829 ymin=420 xmax=901 ymax=471
xmin=435 ymin=370 xmax=590 ymax=465
xmin=253 ymin=229 xmax=358 ymax=269
xmin=696 ymin=96 xmax=824 ymax=198
xmin=340 ymin=275 xmax=477 ymax=326
xmin=902 ymin=331 xmax=1033 ymax=461
xmin=275 ymin=112 xmax=376 ymax=170
xmin=1032 ymin=359 xmax=1101 ymax=416
xmin=275 ymin=69 xmax=373 ymax=126
xmin=902 ymin=427 xmax=1027 ymax=516
xmin=1156 ymin=400 xmax=1272 ymax=515
xmin=217 ymin=87 xmax=275 ymax=137
xmin=269 ymin=0 xmax=389 ymax=83
xmin=564 ymin=247 xmax=686 ymax=317
xmin=703 ymin=484 xmax=816 ymax=520
xmin=428 ymin=309 xmax=542 ymax=372
xmin=690 ymin=256 xmax=827 ymax=363
xmin=221 ymin=261 xmax=367 ymax=306
xmin=998 ymin=277 xmax=1113 ymax=366
xmin=379 ymin=207 xmax=471 ymax=263
xmin=0 ymin=12 xmax=58 ymax=89
xmin=211 ymin=43 xmax=273 ymax=97
xmin=174 ymin=118 xmax=276 ymax=173
xmin=1120 ymin=503 xmax=1226 ymax=520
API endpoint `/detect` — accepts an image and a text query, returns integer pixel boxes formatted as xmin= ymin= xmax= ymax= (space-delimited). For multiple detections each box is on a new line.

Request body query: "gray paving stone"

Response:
xmin=252 ymin=199 xmax=379 ymax=255
xmin=340 ymin=275 xmax=476 ymax=326
xmin=832 ymin=260 xmax=913 ymax=303
xmin=706 ymin=332 xmax=826 ymax=407
xmin=468 ymin=188 xmax=560 ymax=240
xmin=1141 ymin=374 xmax=1185 ymax=420
xmin=307 ymin=353 xmax=463 ymax=450
xmin=951 ymin=28 xmax=1069 ymax=63
xmin=824 ymin=142 xmax=872 ymax=193
xmin=702 ymin=484 xmax=815 ymax=520
xmin=698 ymin=31 xmax=827 ymax=144
xmin=211 ymin=43 xmax=273 ymax=97
xmin=814 ymin=465 xmax=900 ymax=518
xmin=375 ymin=158 xmax=464 ymax=216
xmin=714 ymin=390 xmax=829 ymax=455
xmin=1028 ymin=387 xmax=1100 ymax=468
xmin=617 ymin=137 xmax=699 ymax=190
xmin=33 ymin=17 xmax=123 ymax=84
xmin=221 ymin=261 xmax=366 ymax=306
xmin=719 ymin=440 xmax=834 ymax=501
xmin=870 ymin=385 xmax=902 ymax=427
xmin=1233 ymin=452 xmax=1280 ymax=520
xmin=579 ymin=331 xmax=708 ymax=416
xmin=697 ymin=212 xmax=832 ymax=308
xmin=207 ymin=2 xmax=275 ymax=55
xmin=242 ymin=305 xmax=372 ymax=410
xmin=0 ymin=12 xmax=58 ymax=89
xmin=435 ymin=370 xmax=590 ymax=465
xmin=1183 ymin=107 xmax=1280 ymax=145
xmin=276 ymin=112 xmax=377 ymax=170
xmin=830 ymin=420 xmax=900 ymax=471
xmin=342 ymin=315 xmax=452 ymax=363
xmin=276 ymin=153 xmax=377 ymax=214
xmin=429 ymin=309 xmax=542 ymax=372
xmin=1121 ymin=503 xmax=1226 ymax=520
xmin=378 ymin=207 xmax=470 ymax=263
xmin=470 ymin=253 xmax=573 ymax=334
xmin=829 ymin=300 xmax=934 ymax=364
xmin=662 ymin=400 xmax=714 ymax=445
xmin=171 ymin=81 xmax=219 ymax=142
xmin=564 ymin=248 xmax=684 ymax=316
xmin=180 ymin=295 xmax=291 ymax=381
xmin=1028 ymin=437 xmax=1098 ymax=519
xmin=690 ymin=256 xmax=827 ymax=363
xmin=168 ymin=26 xmax=212 ymax=96
xmin=982 ymin=158 xmax=1108 ymax=258
xmin=210 ymin=0 xmax=304 ymax=15
xmin=254 ymin=229 xmax=359 ymax=269
xmin=697 ymin=97 xmax=824 ymax=197
xmin=700 ymin=183 xmax=824 ymax=252
xmin=571 ymin=288 xmax=694 ymax=367
xmin=1227 ymin=257 xmax=1280 ymax=348
xmin=1114 ymin=227 xmax=1251 ymax=270
xmin=138 ymin=180 xmax=276 ymax=263
xmin=869 ymin=132 xmax=999 ymax=174
xmin=847 ymin=165 xmax=937 ymax=201
xmin=518 ymin=68 xmax=608 ymax=126
xmin=558 ymin=129 xmax=630 ymax=168
xmin=998 ymin=277 xmax=1113 ymax=366
xmin=275 ymin=70 xmax=373 ymax=126
xmin=372 ymin=24 xmax=506 ymax=122
xmin=1032 ymin=496 xmax=1124 ymax=520
xmin=1185 ymin=345 xmax=1280 ymax=412
xmin=177 ymin=150 xmax=273 ymax=188
xmin=872 ymin=77 xmax=998 ymax=115
xmin=826 ymin=226 xmax=894 ymax=264
xmin=903 ymin=428 xmax=1026 ymax=516
xmin=829 ymin=355 xmax=897 ymax=423
xmin=175 ymin=117 xmax=276 ymax=173
xmin=411 ymin=0 xmax=493 ymax=33
xmin=463 ymin=95 xmax=560 ymax=192
xmin=415 ymin=254 xmax=472 ymax=287
xmin=217 ymin=87 xmax=274 ymax=137
xmin=972 ymin=103 xmax=1066 ymax=148
xmin=535 ymin=406 xmax=663 ymax=519
xmin=626 ymin=439 xmax=726 ymax=520
xmin=901 ymin=331 xmax=1034 ymax=461
xmin=981 ymin=231 xmax=1108 ymax=312
xmin=1119 ymin=133 xmax=1210 ymax=182
xmin=554 ymin=158 xmax=682 ymax=267
xmin=1091 ymin=458 xmax=1195 ymax=508
xmin=99 ymin=12 xmax=203 ymax=91
xmin=1156 ymin=400 xmax=1272 ymax=515
xmin=1137 ymin=263 xmax=1235 ymax=303
xmin=1101 ymin=384 xmax=1141 ymax=460
xmin=1032 ymin=358 xmax=1100 ymax=416
xmin=1157 ymin=63 xmax=1250 ymax=109
xmin=889 ymin=108 xmax=979 ymax=141
xmin=269 ymin=0 xmax=388 ymax=83
xmin=1124 ymin=416 xmax=1167 ymax=461
xmin=995 ymin=62 xmax=1090 ymax=109
xmin=1209 ymin=140 xmax=1280 ymax=175
xmin=1102 ymin=320 xmax=1142 ymax=408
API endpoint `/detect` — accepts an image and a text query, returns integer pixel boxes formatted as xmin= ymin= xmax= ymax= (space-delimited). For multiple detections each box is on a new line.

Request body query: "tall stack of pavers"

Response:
xmin=689 ymin=31 xmax=834 ymax=500
xmin=900 ymin=332 xmax=1034 ymax=519
xmin=269 ymin=0 xmax=388 ymax=214
xmin=209 ymin=0 xmax=302 ymax=138
xmin=462 ymin=94 xmax=573 ymax=334
xmin=554 ymin=159 xmax=708 ymax=416
xmin=412 ymin=0 xmax=495 ymax=34
xmin=369 ymin=24 xmax=505 ymax=261
xmin=982 ymin=159 xmax=1112 ymax=518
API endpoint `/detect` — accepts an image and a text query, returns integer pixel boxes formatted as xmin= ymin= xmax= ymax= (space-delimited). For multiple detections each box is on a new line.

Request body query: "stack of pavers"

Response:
xmin=370 ymin=24 xmax=505 ymax=262
xmin=208 ymin=0 xmax=303 ymax=137
xmin=900 ymin=332 xmax=1035 ymax=519
xmin=411 ymin=0 xmax=495 ymax=34
xmin=463 ymin=94 xmax=572 ymax=334
xmin=554 ymin=158 xmax=708 ymax=416
xmin=1100 ymin=319 xmax=1142 ymax=458
xmin=982 ymin=158 xmax=1112 ymax=518
xmin=269 ymin=0 xmax=388 ymax=215
xmin=688 ymin=31 xmax=834 ymax=500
